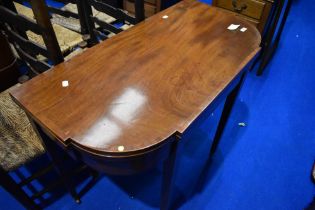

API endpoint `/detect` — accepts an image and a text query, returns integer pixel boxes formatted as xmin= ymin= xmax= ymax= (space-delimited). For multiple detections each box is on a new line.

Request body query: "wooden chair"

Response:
xmin=0 ymin=0 xmax=63 ymax=75
xmin=0 ymin=84 xmax=82 ymax=209
xmin=0 ymin=2 xmax=96 ymax=208
xmin=0 ymin=0 xmax=87 ymax=76
xmin=13 ymin=1 xmax=85 ymax=55
xmin=0 ymin=85 xmax=44 ymax=210
xmin=81 ymin=0 xmax=145 ymax=44
xmin=0 ymin=51 xmax=98 ymax=210
xmin=12 ymin=0 xmax=89 ymax=34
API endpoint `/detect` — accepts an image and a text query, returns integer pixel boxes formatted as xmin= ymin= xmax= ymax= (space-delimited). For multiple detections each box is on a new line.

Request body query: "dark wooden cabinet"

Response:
xmin=124 ymin=0 xmax=160 ymax=17
xmin=124 ymin=0 xmax=157 ymax=17
xmin=213 ymin=0 xmax=274 ymax=33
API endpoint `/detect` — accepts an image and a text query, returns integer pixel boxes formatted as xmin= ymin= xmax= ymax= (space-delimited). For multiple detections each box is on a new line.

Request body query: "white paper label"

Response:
xmin=240 ymin=27 xmax=248 ymax=32
xmin=62 ymin=80 xmax=69 ymax=87
xmin=227 ymin=24 xmax=240 ymax=30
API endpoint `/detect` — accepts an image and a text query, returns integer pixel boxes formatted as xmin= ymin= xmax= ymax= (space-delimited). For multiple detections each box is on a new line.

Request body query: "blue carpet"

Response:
xmin=1 ymin=0 xmax=315 ymax=209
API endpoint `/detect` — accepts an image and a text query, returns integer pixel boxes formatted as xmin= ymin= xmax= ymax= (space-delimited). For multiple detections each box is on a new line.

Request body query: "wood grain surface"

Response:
xmin=10 ymin=0 xmax=260 ymax=156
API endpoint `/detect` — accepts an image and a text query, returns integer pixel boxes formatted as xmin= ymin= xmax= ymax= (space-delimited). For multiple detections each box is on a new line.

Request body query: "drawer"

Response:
xmin=240 ymin=15 xmax=260 ymax=28
xmin=214 ymin=0 xmax=266 ymax=20
xmin=220 ymin=8 xmax=262 ymax=32
xmin=124 ymin=0 xmax=156 ymax=17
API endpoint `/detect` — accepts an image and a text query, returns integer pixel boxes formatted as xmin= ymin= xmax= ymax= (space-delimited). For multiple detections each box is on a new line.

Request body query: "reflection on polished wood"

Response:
xmin=10 ymin=0 xmax=260 ymax=157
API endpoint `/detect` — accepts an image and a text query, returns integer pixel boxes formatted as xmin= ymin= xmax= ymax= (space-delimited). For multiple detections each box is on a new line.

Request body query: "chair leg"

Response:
xmin=256 ymin=0 xmax=285 ymax=76
xmin=134 ymin=0 xmax=145 ymax=23
xmin=259 ymin=0 xmax=293 ymax=72
xmin=116 ymin=0 xmax=124 ymax=9
xmin=78 ymin=0 xmax=98 ymax=45
xmin=0 ymin=168 xmax=40 ymax=210
xmin=209 ymin=73 xmax=245 ymax=156
xmin=30 ymin=120 xmax=81 ymax=204
xmin=76 ymin=0 xmax=89 ymax=35
xmin=160 ymin=136 xmax=180 ymax=210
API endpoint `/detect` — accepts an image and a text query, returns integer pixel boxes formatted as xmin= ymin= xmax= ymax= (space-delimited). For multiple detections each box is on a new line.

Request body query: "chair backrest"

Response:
xmin=82 ymin=0 xmax=145 ymax=43
xmin=0 ymin=28 xmax=19 ymax=91
xmin=48 ymin=0 xmax=88 ymax=34
xmin=11 ymin=0 xmax=86 ymax=34
xmin=0 ymin=0 xmax=63 ymax=74
xmin=44 ymin=0 xmax=79 ymax=18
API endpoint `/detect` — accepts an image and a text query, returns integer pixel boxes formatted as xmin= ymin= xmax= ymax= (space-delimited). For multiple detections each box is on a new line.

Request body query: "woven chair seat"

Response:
xmin=0 ymin=85 xmax=45 ymax=172
xmin=14 ymin=2 xmax=83 ymax=55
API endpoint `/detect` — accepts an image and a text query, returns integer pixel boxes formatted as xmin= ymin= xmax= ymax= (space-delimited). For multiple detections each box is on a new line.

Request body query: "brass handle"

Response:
xmin=232 ymin=0 xmax=247 ymax=13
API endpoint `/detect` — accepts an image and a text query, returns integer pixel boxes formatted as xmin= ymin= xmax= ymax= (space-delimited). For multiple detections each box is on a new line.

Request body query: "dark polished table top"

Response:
xmin=10 ymin=0 xmax=260 ymax=156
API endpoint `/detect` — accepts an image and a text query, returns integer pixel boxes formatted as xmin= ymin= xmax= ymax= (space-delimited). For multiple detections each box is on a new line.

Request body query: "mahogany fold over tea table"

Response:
xmin=10 ymin=0 xmax=261 ymax=209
